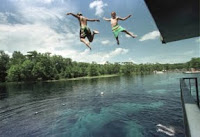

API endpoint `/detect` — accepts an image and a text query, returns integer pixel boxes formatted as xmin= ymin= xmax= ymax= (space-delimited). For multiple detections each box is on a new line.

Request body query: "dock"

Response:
xmin=180 ymin=78 xmax=200 ymax=137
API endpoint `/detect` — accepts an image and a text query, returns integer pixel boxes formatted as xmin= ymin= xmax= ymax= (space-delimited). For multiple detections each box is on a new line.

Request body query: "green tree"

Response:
xmin=65 ymin=66 xmax=73 ymax=78
xmin=10 ymin=51 xmax=26 ymax=65
xmin=21 ymin=60 xmax=34 ymax=81
xmin=32 ymin=53 xmax=56 ymax=80
xmin=2 ymin=50 xmax=199 ymax=82
xmin=120 ymin=62 xmax=134 ymax=75
xmin=7 ymin=64 xmax=22 ymax=82
xmin=0 ymin=51 xmax=10 ymax=82
xmin=188 ymin=58 xmax=200 ymax=70
xmin=26 ymin=51 xmax=38 ymax=62
xmin=88 ymin=62 xmax=100 ymax=76
xmin=51 ymin=55 xmax=65 ymax=74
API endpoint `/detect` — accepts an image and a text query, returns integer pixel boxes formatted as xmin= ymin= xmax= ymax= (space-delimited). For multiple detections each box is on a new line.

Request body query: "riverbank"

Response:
xmin=0 ymin=74 xmax=120 ymax=85
xmin=46 ymin=74 xmax=120 ymax=82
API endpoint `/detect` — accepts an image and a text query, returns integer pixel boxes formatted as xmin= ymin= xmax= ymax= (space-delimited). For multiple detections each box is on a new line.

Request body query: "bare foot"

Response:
xmin=93 ymin=30 xmax=99 ymax=34
xmin=132 ymin=34 xmax=137 ymax=38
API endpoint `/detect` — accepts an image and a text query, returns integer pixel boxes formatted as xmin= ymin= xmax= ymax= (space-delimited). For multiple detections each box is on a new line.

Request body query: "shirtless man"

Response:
xmin=66 ymin=12 xmax=100 ymax=50
xmin=103 ymin=12 xmax=137 ymax=45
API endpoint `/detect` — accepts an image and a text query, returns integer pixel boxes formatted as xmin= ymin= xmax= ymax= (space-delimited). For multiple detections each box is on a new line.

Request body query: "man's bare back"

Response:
xmin=79 ymin=16 xmax=87 ymax=27
xmin=66 ymin=12 xmax=100 ymax=50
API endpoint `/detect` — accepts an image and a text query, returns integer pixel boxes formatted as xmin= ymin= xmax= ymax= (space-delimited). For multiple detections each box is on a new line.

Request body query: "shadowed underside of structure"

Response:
xmin=144 ymin=0 xmax=200 ymax=43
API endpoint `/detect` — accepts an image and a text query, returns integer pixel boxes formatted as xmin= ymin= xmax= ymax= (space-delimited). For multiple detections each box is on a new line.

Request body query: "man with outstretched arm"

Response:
xmin=103 ymin=12 xmax=137 ymax=45
xmin=66 ymin=12 xmax=100 ymax=50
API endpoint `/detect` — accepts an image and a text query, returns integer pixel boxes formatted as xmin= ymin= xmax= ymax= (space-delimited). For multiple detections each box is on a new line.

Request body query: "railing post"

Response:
xmin=180 ymin=79 xmax=182 ymax=96
xmin=189 ymin=79 xmax=191 ymax=94
xmin=181 ymin=77 xmax=200 ymax=107
xmin=195 ymin=78 xmax=199 ymax=107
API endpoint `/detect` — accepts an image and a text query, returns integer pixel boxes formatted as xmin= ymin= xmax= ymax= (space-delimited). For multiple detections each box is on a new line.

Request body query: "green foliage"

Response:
xmin=188 ymin=58 xmax=200 ymax=70
xmin=7 ymin=64 xmax=22 ymax=82
xmin=121 ymin=63 xmax=134 ymax=75
xmin=0 ymin=50 xmax=199 ymax=82
xmin=64 ymin=66 xmax=73 ymax=78
xmin=88 ymin=62 xmax=100 ymax=76
xmin=21 ymin=60 xmax=34 ymax=81
xmin=32 ymin=55 xmax=56 ymax=80
xmin=0 ymin=51 xmax=10 ymax=82
xmin=10 ymin=51 xmax=26 ymax=65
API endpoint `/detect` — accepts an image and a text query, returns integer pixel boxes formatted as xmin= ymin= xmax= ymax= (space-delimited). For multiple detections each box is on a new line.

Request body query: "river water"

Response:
xmin=0 ymin=73 xmax=199 ymax=137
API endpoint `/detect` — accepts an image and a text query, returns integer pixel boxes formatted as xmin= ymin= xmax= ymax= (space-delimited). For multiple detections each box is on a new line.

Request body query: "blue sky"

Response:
xmin=0 ymin=0 xmax=199 ymax=64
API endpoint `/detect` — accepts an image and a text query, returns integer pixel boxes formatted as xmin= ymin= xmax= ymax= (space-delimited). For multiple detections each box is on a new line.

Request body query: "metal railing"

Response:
xmin=180 ymin=77 xmax=199 ymax=107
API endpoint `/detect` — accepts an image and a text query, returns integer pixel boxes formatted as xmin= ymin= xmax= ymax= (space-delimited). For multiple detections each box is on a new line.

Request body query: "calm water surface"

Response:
xmin=0 ymin=73 xmax=199 ymax=137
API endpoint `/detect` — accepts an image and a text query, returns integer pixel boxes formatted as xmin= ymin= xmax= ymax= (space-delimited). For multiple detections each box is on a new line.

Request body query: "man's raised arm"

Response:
xmin=103 ymin=17 xmax=111 ymax=21
xmin=86 ymin=18 xmax=100 ymax=22
xmin=118 ymin=15 xmax=132 ymax=21
xmin=66 ymin=13 xmax=79 ymax=18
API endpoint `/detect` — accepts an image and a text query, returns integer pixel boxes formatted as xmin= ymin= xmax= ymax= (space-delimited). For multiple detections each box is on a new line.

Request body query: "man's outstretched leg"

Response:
xmin=116 ymin=36 xmax=120 ymax=45
xmin=122 ymin=30 xmax=137 ymax=38
xmin=80 ymin=38 xmax=91 ymax=50
xmin=88 ymin=30 xmax=99 ymax=42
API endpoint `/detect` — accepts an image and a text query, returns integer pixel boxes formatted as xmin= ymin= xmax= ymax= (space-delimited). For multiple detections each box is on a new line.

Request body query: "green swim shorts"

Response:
xmin=112 ymin=25 xmax=125 ymax=38
xmin=80 ymin=26 xmax=92 ymax=41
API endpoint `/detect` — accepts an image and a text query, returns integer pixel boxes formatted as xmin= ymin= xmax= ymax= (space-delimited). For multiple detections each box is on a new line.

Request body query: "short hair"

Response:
xmin=77 ymin=12 xmax=83 ymax=16
xmin=111 ymin=12 xmax=116 ymax=15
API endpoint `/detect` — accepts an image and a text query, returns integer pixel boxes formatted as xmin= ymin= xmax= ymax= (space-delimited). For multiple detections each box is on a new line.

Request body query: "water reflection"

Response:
xmin=0 ymin=85 xmax=8 ymax=100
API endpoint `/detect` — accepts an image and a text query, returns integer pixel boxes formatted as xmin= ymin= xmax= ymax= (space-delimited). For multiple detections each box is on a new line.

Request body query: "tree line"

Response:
xmin=0 ymin=50 xmax=199 ymax=82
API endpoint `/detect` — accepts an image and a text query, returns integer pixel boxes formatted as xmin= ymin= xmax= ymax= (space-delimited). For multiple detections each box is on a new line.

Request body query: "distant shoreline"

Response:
xmin=1 ymin=71 xmax=199 ymax=85
xmin=0 ymin=74 xmax=120 ymax=85
xmin=46 ymin=74 xmax=120 ymax=82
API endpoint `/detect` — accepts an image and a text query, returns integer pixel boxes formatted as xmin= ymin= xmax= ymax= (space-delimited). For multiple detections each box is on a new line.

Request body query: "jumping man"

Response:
xmin=66 ymin=12 xmax=100 ymax=50
xmin=103 ymin=12 xmax=137 ymax=45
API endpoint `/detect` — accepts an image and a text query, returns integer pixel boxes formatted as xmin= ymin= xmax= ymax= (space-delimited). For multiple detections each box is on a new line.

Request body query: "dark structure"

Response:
xmin=144 ymin=0 xmax=200 ymax=43
xmin=180 ymin=78 xmax=200 ymax=137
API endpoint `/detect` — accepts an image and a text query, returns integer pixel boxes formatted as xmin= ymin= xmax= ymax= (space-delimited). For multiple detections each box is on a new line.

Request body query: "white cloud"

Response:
xmin=136 ymin=53 xmax=198 ymax=64
xmin=62 ymin=48 xmax=129 ymax=64
xmin=40 ymin=0 xmax=55 ymax=4
xmin=51 ymin=48 xmax=129 ymax=64
xmin=4 ymin=51 xmax=12 ymax=57
xmin=16 ymin=0 xmax=56 ymax=4
xmin=101 ymin=40 xmax=110 ymax=45
xmin=0 ymin=12 xmax=8 ymax=24
xmin=0 ymin=0 xmax=130 ymax=63
xmin=0 ymin=23 xmax=78 ymax=52
xmin=94 ymin=48 xmax=128 ymax=63
xmin=109 ymin=48 xmax=128 ymax=57
xmin=139 ymin=30 xmax=160 ymax=41
xmin=100 ymin=48 xmax=129 ymax=63
xmin=0 ymin=23 xmax=129 ymax=63
xmin=22 ymin=7 xmax=63 ymax=23
xmin=89 ymin=0 xmax=108 ymax=17
xmin=128 ymin=58 xmax=138 ymax=64
xmin=183 ymin=51 xmax=195 ymax=56
xmin=0 ymin=12 xmax=16 ymax=24
xmin=0 ymin=0 xmax=80 ymax=55
xmin=12 ymin=1 xmax=66 ymax=25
